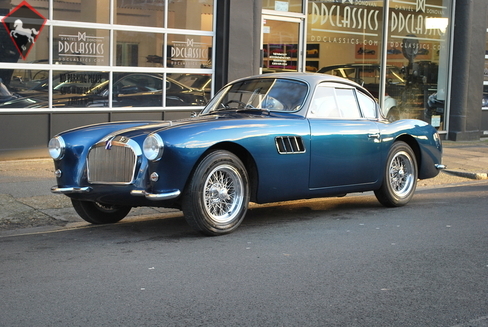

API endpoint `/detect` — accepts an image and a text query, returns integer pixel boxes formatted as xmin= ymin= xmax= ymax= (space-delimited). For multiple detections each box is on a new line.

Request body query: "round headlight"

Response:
xmin=48 ymin=136 xmax=66 ymax=160
xmin=143 ymin=134 xmax=164 ymax=161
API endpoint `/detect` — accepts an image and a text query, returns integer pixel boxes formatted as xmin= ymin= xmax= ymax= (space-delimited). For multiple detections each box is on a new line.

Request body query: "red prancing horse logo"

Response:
xmin=1 ymin=1 xmax=46 ymax=60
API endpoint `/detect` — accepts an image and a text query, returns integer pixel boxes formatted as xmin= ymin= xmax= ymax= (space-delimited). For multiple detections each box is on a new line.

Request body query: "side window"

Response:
xmin=356 ymin=91 xmax=378 ymax=119
xmin=335 ymin=88 xmax=361 ymax=118
xmin=309 ymin=86 xmax=341 ymax=118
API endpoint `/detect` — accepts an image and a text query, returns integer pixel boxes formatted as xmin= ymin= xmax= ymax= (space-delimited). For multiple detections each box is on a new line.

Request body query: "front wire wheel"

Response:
xmin=375 ymin=141 xmax=418 ymax=207
xmin=183 ymin=150 xmax=250 ymax=236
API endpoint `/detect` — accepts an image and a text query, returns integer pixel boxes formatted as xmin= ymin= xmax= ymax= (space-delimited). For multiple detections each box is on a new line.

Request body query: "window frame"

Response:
xmin=307 ymin=82 xmax=377 ymax=120
xmin=0 ymin=0 xmax=216 ymax=113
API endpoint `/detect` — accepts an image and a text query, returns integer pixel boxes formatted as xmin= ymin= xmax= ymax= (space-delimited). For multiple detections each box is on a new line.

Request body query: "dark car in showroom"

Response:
xmin=49 ymin=72 xmax=444 ymax=235
xmin=0 ymin=72 xmax=209 ymax=108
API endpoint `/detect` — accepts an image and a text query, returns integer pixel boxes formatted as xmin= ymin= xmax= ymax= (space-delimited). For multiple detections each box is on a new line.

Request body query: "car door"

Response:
xmin=308 ymin=83 xmax=381 ymax=189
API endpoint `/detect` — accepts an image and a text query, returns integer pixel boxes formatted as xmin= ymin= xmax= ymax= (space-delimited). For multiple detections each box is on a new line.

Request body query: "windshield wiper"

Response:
xmin=235 ymin=106 xmax=271 ymax=115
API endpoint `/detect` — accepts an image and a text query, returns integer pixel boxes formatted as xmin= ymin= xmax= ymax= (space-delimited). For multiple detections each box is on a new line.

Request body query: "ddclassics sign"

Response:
xmin=57 ymin=32 xmax=107 ymax=64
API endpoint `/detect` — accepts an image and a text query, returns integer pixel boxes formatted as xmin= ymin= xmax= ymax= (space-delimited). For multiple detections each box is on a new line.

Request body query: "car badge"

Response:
xmin=105 ymin=138 xmax=113 ymax=150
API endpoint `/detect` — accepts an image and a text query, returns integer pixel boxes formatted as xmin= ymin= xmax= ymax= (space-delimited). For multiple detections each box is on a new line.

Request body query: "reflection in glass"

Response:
xmin=306 ymin=0 xmax=384 ymax=113
xmin=111 ymin=73 xmax=208 ymax=107
xmin=6 ymin=68 xmax=47 ymax=92
xmin=262 ymin=20 xmax=300 ymax=73
xmin=0 ymin=68 xmax=51 ymax=108
xmin=1 ymin=70 xmax=111 ymax=108
xmin=115 ymin=0 xmax=165 ymax=27
xmin=115 ymin=31 xmax=164 ymax=67
xmin=388 ymin=0 xmax=453 ymax=129
xmin=263 ymin=0 xmax=303 ymax=13
xmin=168 ymin=0 xmax=213 ymax=31
xmin=7 ymin=0 xmax=48 ymax=17
xmin=167 ymin=73 xmax=212 ymax=103
xmin=111 ymin=73 xmax=163 ymax=107
xmin=0 ymin=70 xmax=210 ymax=108
xmin=53 ymin=0 xmax=109 ymax=23
xmin=52 ymin=71 xmax=109 ymax=107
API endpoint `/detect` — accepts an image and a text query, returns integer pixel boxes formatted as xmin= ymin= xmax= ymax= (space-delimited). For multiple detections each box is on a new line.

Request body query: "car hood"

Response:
xmin=59 ymin=111 xmax=281 ymax=143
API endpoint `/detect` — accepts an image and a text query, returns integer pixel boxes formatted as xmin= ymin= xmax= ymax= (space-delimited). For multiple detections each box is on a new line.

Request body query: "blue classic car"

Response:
xmin=49 ymin=73 xmax=445 ymax=235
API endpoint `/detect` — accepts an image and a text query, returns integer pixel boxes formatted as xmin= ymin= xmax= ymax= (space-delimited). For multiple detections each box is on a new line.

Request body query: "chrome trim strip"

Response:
xmin=51 ymin=186 xmax=92 ymax=194
xmin=435 ymin=164 xmax=447 ymax=170
xmin=131 ymin=189 xmax=181 ymax=201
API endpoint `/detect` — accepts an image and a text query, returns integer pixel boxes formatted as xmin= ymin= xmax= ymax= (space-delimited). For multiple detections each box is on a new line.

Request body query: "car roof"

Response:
xmin=231 ymin=72 xmax=374 ymax=98
xmin=317 ymin=63 xmax=399 ymax=72
xmin=235 ymin=72 xmax=361 ymax=87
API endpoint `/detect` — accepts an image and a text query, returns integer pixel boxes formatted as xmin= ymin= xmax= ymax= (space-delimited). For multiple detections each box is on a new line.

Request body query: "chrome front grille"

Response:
xmin=87 ymin=137 xmax=139 ymax=184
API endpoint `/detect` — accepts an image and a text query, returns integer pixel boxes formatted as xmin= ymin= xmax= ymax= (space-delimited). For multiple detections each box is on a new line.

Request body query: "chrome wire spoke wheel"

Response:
xmin=375 ymin=141 xmax=418 ymax=207
xmin=203 ymin=164 xmax=244 ymax=224
xmin=182 ymin=150 xmax=250 ymax=235
xmin=389 ymin=151 xmax=415 ymax=197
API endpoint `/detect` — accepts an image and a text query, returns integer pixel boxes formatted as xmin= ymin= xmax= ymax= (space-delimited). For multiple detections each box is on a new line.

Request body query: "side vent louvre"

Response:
xmin=275 ymin=136 xmax=306 ymax=154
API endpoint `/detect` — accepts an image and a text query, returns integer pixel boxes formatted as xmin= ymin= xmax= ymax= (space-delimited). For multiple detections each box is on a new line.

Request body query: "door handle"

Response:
xmin=368 ymin=133 xmax=380 ymax=139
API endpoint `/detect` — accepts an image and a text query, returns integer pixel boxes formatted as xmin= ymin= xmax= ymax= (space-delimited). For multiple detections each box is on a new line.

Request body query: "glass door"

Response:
xmin=262 ymin=15 xmax=303 ymax=73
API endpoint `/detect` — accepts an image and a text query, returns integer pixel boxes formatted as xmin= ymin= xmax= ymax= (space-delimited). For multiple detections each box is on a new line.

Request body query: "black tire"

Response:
xmin=71 ymin=199 xmax=131 ymax=224
xmin=182 ymin=150 xmax=250 ymax=236
xmin=374 ymin=141 xmax=418 ymax=207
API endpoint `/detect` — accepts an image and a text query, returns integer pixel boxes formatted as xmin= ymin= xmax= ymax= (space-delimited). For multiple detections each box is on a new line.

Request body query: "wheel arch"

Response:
xmin=395 ymin=134 xmax=421 ymax=171
xmin=185 ymin=142 xmax=259 ymax=203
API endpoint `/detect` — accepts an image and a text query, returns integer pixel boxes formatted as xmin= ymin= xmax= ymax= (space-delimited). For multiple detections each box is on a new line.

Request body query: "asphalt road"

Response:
xmin=1 ymin=181 xmax=487 ymax=327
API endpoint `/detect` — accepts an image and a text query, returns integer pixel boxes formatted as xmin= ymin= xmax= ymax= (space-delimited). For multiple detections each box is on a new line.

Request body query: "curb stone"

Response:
xmin=444 ymin=170 xmax=488 ymax=180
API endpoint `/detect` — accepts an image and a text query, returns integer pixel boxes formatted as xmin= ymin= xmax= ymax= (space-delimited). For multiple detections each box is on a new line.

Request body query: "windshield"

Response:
xmin=202 ymin=78 xmax=308 ymax=113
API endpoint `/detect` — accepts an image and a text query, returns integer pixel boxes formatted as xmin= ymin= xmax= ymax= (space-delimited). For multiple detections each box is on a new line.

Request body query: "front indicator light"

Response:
xmin=48 ymin=136 xmax=66 ymax=160
xmin=150 ymin=172 xmax=159 ymax=182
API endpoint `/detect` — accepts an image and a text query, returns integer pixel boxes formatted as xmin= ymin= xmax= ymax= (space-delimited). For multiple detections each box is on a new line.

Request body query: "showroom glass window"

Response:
xmin=0 ymin=0 xmax=214 ymax=110
xmin=306 ymin=0 xmax=453 ymax=131
xmin=306 ymin=1 xmax=384 ymax=100
xmin=483 ymin=28 xmax=488 ymax=110
xmin=263 ymin=0 xmax=303 ymax=13
xmin=387 ymin=0 xmax=453 ymax=130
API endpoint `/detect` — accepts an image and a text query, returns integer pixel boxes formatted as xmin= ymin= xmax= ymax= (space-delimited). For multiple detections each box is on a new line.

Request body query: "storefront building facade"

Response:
xmin=0 ymin=0 xmax=487 ymax=159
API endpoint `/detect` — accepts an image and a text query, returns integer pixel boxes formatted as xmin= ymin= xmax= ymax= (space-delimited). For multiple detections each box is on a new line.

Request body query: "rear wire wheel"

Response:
xmin=375 ymin=141 xmax=418 ymax=207
xmin=182 ymin=150 xmax=250 ymax=236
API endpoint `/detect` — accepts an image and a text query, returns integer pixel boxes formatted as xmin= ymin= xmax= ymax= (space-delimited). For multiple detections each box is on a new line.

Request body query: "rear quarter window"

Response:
xmin=356 ymin=91 xmax=378 ymax=119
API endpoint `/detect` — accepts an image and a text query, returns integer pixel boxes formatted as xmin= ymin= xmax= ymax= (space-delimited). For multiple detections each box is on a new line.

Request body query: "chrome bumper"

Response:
xmin=131 ymin=189 xmax=181 ymax=201
xmin=51 ymin=185 xmax=180 ymax=201
xmin=51 ymin=186 xmax=92 ymax=194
